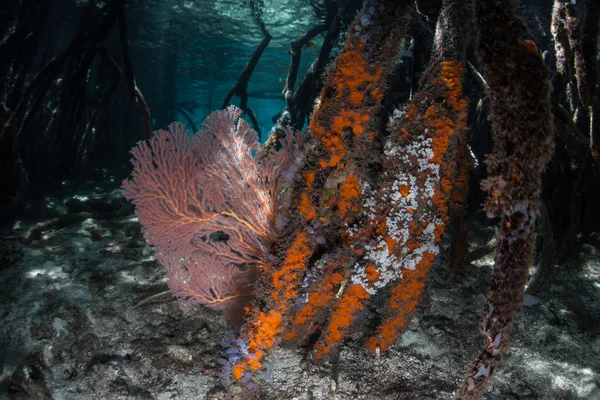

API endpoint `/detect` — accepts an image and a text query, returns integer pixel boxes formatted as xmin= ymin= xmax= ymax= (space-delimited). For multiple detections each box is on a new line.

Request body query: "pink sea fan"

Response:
xmin=122 ymin=106 xmax=302 ymax=323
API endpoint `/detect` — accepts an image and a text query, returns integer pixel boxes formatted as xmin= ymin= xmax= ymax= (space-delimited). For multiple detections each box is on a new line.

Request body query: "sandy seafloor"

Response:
xmin=1 ymin=172 xmax=599 ymax=400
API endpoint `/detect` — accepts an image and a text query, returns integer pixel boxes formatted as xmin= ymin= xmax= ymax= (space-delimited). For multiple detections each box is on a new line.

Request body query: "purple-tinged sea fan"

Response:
xmin=122 ymin=106 xmax=302 ymax=327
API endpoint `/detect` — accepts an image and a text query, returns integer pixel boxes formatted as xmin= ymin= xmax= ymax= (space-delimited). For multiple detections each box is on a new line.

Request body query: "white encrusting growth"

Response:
xmin=350 ymin=109 xmax=443 ymax=294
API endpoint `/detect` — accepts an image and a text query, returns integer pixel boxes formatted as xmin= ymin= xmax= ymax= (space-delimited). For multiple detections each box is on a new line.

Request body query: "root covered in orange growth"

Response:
xmin=234 ymin=232 xmax=312 ymax=380
xmin=365 ymin=251 xmax=437 ymax=352
xmin=271 ymin=232 xmax=311 ymax=303
xmin=364 ymin=59 xmax=468 ymax=354
xmin=316 ymin=284 xmax=371 ymax=358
